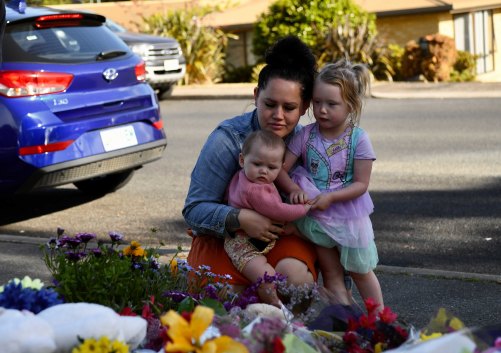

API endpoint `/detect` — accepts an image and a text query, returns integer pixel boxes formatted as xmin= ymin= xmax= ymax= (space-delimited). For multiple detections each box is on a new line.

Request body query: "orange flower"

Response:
xmin=123 ymin=241 xmax=146 ymax=257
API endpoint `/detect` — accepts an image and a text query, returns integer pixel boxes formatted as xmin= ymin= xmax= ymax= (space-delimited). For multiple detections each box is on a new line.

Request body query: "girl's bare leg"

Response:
xmin=242 ymin=255 xmax=281 ymax=307
xmin=316 ymin=245 xmax=351 ymax=305
xmin=350 ymin=270 xmax=384 ymax=311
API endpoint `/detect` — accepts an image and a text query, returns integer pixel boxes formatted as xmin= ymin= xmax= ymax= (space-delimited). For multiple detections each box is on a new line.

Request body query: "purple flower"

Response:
xmin=109 ymin=231 xmax=124 ymax=243
xmin=91 ymin=248 xmax=103 ymax=257
xmin=132 ymin=262 xmax=144 ymax=270
xmin=46 ymin=237 xmax=58 ymax=249
xmin=64 ymin=251 xmax=86 ymax=262
xmin=60 ymin=236 xmax=81 ymax=249
xmin=149 ymin=258 xmax=160 ymax=270
xmin=164 ymin=290 xmax=191 ymax=303
xmin=75 ymin=232 xmax=96 ymax=243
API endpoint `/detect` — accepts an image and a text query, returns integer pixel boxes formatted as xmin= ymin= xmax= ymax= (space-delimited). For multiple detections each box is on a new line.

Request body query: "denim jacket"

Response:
xmin=183 ymin=109 xmax=299 ymax=238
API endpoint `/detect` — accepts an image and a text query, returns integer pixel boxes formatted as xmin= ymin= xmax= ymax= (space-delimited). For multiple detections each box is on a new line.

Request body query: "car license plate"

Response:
xmin=100 ymin=125 xmax=138 ymax=152
xmin=164 ymin=59 xmax=179 ymax=71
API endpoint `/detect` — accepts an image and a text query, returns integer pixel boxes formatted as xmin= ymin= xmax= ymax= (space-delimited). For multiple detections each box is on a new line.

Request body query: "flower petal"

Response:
xmin=191 ymin=306 xmax=215 ymax=341
xmin=210 ymin=336 xmax=249 ymax=353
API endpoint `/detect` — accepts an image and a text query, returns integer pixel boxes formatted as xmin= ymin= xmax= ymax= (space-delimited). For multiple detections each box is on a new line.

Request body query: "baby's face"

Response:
xmin=240 ymin=144 xmax=284 ymax=184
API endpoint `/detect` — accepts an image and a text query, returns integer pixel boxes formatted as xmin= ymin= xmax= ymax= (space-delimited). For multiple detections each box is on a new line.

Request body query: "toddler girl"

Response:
xmin=278 ymin=59 xmax=383 ymax=310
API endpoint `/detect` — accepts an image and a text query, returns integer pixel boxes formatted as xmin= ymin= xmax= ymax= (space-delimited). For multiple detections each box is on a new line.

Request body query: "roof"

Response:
xmin=201 ymin=0 xmax=501 ymax=28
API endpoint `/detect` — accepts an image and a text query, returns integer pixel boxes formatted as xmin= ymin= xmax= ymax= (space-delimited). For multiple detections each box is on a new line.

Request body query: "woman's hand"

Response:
xmin=311 ymin=193 xmax=334 ymax=211
xmin=239 ymin=209 xmax=283 ymax=242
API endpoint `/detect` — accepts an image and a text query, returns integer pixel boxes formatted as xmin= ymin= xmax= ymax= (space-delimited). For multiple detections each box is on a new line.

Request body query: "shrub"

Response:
xmin=223 ymin=65 xmax=254 ymax=83
xmin=319 ymin=14 xmax=393 ymax=80
xmin=142 ymin=3 xmax=235 ymax=85
xmin=450 ymin=50 xmax=477 ymax=82
xmin=381 ymin=43 xmax=405 ymax=81
xmin=401 ymin=33 xmax=458 ymax=82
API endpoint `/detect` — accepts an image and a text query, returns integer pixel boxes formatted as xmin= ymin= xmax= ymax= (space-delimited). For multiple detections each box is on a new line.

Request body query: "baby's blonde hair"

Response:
xmin=242 ymin=130 xmax=286 ymax=158
xmin=316 ymin=59 xmax=371 ymax=125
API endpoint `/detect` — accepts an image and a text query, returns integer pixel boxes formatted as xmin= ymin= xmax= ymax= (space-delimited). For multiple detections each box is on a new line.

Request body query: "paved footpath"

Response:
xmin=170 ymin=81 xmax=501 ymax=100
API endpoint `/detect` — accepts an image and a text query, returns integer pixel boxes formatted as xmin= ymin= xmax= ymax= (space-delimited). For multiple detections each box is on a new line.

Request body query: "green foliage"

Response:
xmin=318 ymin=14 xmax=394 ymax=80
xmin=251 ymin=63 xmax=266 ymax=83
xmin=450 ymin=50 xmax=477 ymax=82
xmin=223 ymin=65 xmax=254 ymax=83
xmin=43 ymin=235 xmax=182 ymax=313
xmin=375 ymin=43 xmax=405 ymax=81
xmin=253 ymin=0 xmax=376 ymax=63
xmin=41 ymin=230 xmax=234 ymax=315
xmin=142 ymin=3 xmax=235 ymax=85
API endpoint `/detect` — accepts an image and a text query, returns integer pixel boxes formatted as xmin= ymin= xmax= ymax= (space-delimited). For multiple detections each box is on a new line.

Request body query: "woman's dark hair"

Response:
xmin=257 ymin=35 xmax=317 ymax=103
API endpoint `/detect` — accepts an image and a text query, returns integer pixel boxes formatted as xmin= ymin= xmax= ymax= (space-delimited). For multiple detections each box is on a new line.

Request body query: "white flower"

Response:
xmin=0 ymin=276 xmax=44 ymax=293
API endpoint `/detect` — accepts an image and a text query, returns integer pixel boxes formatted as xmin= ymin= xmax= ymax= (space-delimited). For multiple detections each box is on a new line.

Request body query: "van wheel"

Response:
xmin=156 ymin=84 xmax=174 ymax=99
xmin=73 ymin=169 xmax=135 ymax=194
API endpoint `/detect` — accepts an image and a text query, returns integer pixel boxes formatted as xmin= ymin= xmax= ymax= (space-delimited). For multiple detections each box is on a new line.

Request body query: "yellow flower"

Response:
xmin=449 ymin=317 xmax=465 ymax=331
xmin=374 ymin=342 xmax=386 ymax=353
xmin=72 ymin=336 xmax=129 ymax=353
xmin=420 ymin=332 xmax=443 ymax=341
xmin=161 ymin=306 xmax=248 ymax=353
xmin=170 ymin=257 xmax=178 ymax=275
xmin=123 ymin=241 xmax=145 ymax=257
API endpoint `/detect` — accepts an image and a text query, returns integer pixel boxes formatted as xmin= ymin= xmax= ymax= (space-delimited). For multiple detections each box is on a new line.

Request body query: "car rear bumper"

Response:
xmin=18 ymin=139 xmax=167 ymax=193
xmin=146 ymin=64 xmax=186 ymax=86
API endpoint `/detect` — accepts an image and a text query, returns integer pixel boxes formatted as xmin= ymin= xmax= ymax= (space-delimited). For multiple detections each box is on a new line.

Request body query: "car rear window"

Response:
xmin=3 ymin=20 xmax=131 ymax=63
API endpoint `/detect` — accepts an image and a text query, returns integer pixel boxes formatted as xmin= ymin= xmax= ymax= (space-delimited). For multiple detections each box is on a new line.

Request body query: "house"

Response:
xmin=54 ymin=0 xmax=501 ymax=81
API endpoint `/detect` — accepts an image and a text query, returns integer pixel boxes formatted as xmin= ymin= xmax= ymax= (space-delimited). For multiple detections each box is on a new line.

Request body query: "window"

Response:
xmin=454 ymin=10 xmax=494 ymax=74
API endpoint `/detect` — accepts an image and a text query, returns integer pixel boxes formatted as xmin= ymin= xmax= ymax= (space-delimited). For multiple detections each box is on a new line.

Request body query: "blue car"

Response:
xmin=0 ymin=1 xmax=167 ymax=195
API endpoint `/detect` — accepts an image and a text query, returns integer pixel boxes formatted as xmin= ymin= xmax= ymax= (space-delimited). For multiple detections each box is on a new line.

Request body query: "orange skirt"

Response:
xmin=187 ymin=233 xmax=318 ymax=286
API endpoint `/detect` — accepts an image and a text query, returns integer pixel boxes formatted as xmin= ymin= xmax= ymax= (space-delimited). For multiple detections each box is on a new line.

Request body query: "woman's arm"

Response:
xmin=311 ymin=159 xmax=373 ymax=210
xmin=182 ymin=126 xmax=241 ymax=237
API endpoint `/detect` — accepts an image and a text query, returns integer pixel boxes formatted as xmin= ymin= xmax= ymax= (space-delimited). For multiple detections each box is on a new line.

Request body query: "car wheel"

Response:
xmin=73 ymin=169 xmax=135 ymax=194
xmin=156 ymin=84 xmax=174 ymax=100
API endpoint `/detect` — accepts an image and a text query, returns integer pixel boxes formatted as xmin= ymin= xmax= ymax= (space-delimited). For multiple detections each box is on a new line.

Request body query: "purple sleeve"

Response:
xmin=355 ymin=130 xmax=376 ymax=160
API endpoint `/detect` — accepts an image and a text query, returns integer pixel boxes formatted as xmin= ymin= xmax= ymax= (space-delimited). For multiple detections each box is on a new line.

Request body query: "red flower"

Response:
xmin=395 ymin=325 xmax=409 ymax=340
xmin=347 ymin=317 xmax=360 ymax=331
xmin=343 ymin=331 xmax=359 ymax=345
xmin=364 ymin=298 xmax=379 ymax=316
xmin=379 ymin=306 xmax=398 ymax=324
xmin=359 ymin=314 xmax=377 ymax=330
xmin=181 ymin=311 xmax=192 ymax=322
xmin=119 ymin=307 xmax=137 ymax=316
xmin=272 ymin=336 xmax=285 ymax=353
xmin=141 ymin=303 xmax=155 ymax=320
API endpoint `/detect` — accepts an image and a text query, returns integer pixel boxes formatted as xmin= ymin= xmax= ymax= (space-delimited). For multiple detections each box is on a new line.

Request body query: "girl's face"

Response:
xmin=312 ymin=80 xmax=351 ymax=137
xmin=239 ymin=144 xmax=284 ymax=185
xmin=254 ymin=78 xmax=308 ymax=138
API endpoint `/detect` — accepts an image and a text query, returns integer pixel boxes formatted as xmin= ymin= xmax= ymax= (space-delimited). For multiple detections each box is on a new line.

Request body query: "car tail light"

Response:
xmin=135 ymin=61 xmax=146 ymax=82
xmin=152 ymin=120 xmax=163 ymax=130
xmin=19 ymin=140 xmax=74 ymax=156
xmin=0 ymin=71 xmax=74 ymax=97
xmin=35 ymin=14 xmax=84 ymax=28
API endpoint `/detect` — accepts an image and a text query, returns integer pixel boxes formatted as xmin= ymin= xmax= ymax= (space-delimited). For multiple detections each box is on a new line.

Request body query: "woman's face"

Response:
xmin=254 ymin=78 xmax=308 ymax=138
